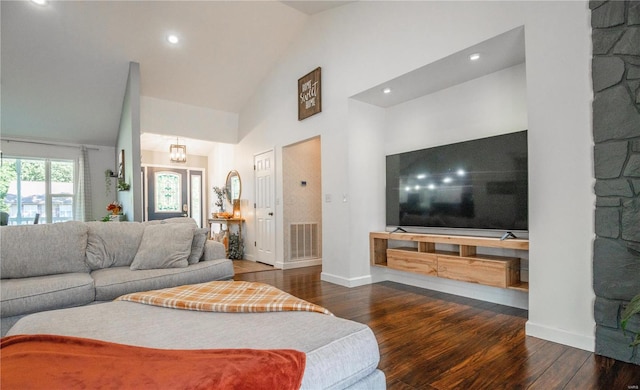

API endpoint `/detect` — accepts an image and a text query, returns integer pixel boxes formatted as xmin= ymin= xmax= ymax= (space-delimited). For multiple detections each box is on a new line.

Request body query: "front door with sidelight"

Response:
xmin=147 ymin=167 xmax=189 ymax=221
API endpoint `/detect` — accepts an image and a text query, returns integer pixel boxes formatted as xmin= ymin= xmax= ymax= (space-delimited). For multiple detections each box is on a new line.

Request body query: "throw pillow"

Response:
xmin=86 ymin=221 xmax=145 ymax=269
xmin=130 ymin=224 xmax=194 ymax=270
xmin=188 ymin=228 xmax=210 ymax=264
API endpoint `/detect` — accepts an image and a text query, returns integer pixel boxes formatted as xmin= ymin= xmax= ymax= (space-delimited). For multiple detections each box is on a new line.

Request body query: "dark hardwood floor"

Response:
xmin=234 ymin=265 xmax=640 ymax=389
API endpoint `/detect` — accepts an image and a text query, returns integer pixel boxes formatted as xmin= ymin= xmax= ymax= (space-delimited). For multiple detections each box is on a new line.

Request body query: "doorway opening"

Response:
xmin=141 ymin=166 xmax=205 ymax=227
xmin=282 ymin=136 xmax=322 ymax=268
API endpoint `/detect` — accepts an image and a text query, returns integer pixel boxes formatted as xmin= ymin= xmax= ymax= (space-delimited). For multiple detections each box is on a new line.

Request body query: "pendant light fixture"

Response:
xmin=169 ymin=138 xmax=187 ymax=163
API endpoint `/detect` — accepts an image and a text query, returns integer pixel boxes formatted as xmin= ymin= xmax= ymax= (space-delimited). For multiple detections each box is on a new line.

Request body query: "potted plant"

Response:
xmin=106 ymin=201 xmax=123 ymax=222
xmin=228 ymin=232 xmax=244 ymax=260
xmin=213 ymin=186 xmax=227 ymax=213
xmin=117 ymin=178 xmax=130 ymax=191
xmin=621 ymin=293 xmax=640 ymax=358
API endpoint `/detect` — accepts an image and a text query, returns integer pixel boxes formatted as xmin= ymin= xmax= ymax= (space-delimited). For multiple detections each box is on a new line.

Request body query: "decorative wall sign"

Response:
xmin=298 ymin=67 xmax=322 ymax=121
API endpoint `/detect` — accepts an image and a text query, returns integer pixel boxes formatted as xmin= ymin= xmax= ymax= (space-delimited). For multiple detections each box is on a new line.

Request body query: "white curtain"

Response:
xmin=75 ymin=146 xmax=93 ymax=221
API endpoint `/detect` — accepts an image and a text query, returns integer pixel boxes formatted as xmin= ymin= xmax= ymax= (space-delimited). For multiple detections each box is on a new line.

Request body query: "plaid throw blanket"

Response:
xmin=116 ymin=281 xmax=333 ymax=316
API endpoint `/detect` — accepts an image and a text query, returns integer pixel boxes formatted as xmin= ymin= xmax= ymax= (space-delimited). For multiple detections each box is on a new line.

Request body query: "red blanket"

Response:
xmin=1 ymin=334 xmax=305 ymax=390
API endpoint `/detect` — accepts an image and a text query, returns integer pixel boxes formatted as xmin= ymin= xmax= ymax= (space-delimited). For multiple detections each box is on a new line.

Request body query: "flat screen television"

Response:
xmin=386 ymin=130 xmax=528 ymax=232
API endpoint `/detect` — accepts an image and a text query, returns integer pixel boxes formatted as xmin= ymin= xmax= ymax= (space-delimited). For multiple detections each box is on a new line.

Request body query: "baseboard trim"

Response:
xmin=525 ymin=321 xmax=595 ymax=352
xmin=281 ymin=258 xmax=322 ymax=270
xmin=321 ymin=272 xmax=372 ymax=287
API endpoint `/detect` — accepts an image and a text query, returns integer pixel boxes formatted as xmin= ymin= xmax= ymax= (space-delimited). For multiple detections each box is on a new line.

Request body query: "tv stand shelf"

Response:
xmin=370 ymin=232 xmax=529 ymax=291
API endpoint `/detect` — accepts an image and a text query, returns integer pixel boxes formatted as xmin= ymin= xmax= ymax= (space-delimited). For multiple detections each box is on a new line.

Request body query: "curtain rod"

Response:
xmin=1 ymin=138 xmax=101 ymax=151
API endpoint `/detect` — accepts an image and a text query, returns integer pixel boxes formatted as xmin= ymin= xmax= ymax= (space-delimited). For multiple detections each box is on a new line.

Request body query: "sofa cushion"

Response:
xmin=130 ymin=224 xmax=194 ymax=270
xmin=188 ymin=228 xmax=210 ymax=264
xmin=202 ymin=240 xmax=227 ymax=262
xmin=164 ymin=217 xmax=198 ymax=225
xmin=0 ymin=222 xmax=89 ymax=278
xmin=92 ymin=259 xmax=234 ymax=301
xmin=85 ymin=221 xmax=145 ymax=270
xmin=0 ymin=273 xmax=95 ymax=317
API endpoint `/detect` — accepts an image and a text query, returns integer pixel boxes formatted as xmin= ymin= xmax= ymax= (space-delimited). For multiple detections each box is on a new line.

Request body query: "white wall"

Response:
xmin=384 ymin=64 xmax=528 ymax=154
xmin=343 ymin=99 xmax=386 ymax=284
xmin=141 ymin=149 xmax=208 ymax=169
xmin=141 ymin=96 xmax=239 ymax=144
xmin=237 ymin=1 xmax=594 ymax=351
xmin=116 ymin=62 xmax=142 ymax=222
xmin=522 ymin=2 xmax=594 ymax=351
xmin=207 ymin=142 xmax=236 ymax=210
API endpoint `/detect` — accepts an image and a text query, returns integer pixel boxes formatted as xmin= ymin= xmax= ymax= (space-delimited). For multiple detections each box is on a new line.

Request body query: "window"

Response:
xmin=0 ymin=158 xmax=74 ymax=224
xmin=154 ymin=171 xmax=182 ymax=213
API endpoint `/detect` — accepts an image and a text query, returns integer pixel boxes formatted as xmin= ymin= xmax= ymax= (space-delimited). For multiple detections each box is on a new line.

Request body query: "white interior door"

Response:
xmin=254 ymin=150 xmax=275 ymax=265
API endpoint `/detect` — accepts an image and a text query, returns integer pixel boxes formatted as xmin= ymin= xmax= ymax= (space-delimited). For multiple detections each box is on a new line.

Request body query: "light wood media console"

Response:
xmin=370 ymin=232 xmax=529 ymax=291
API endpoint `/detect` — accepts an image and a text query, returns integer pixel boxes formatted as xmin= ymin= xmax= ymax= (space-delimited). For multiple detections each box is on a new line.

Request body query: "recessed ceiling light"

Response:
xmin=31 ymin=0 xmax=47 ymax=5
xmin=469 ymin=53 xmax=481 ymax=61
xmin=167 ymin=34 xmax=180 ymax=44
xmin=382 ymin=87 xmax=392 ymax=94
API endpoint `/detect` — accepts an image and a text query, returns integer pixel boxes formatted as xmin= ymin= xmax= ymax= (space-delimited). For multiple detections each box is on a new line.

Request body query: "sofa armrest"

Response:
xmin=202 ymin=240 xmax=227 ymax=261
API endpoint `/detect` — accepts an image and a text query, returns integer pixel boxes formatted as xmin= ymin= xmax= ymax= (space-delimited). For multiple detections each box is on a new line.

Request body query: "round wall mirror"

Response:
xmin=225 ymin=170 xmax=241 ymax=203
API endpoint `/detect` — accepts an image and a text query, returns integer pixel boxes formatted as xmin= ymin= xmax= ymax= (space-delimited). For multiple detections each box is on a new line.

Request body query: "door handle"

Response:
xmin=268 ymin=212 xmax=274 ymax=216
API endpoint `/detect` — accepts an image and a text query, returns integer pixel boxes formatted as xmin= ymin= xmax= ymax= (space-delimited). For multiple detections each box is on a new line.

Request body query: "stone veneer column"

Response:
xmin=591 ymin=0 xmax=640 ymax=364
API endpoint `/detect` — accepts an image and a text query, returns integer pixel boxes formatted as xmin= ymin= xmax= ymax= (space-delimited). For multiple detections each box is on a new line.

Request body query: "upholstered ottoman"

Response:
xmin=7 ymin=301 xmax=385 ymax=389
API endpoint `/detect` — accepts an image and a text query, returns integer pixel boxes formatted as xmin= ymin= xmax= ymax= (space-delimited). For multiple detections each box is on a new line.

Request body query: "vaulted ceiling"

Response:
xmin=2 ymin=1 xmax=525 ymax=156
xmin=1 ymin=1 xmax=350 ymax=149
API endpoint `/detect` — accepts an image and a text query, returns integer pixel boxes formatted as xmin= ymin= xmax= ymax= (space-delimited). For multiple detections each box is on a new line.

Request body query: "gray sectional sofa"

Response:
xmin=2 ymin=218 xmax=386 ymax=389
xmin=0 ymin=218 xmax=233 ymax=335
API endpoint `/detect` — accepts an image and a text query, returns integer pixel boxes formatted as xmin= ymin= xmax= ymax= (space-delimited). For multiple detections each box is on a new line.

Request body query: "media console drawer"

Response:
xmin=437 ymin=255 xmax=520 ymax=288
xmin=387 ymin=248 xmax=437 ymax=276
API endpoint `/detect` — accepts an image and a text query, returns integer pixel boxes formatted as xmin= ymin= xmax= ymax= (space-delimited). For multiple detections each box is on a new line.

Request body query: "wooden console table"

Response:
xmin=208 ymin=218 xmax=244 ymax=237
xmin=208 ymin=218 xmax=245 ymax=254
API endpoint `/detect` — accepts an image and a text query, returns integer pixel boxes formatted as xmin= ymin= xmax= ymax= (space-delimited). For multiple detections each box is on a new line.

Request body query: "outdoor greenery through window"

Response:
xmin=0 ymin=158 xmax=74 ymax=224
